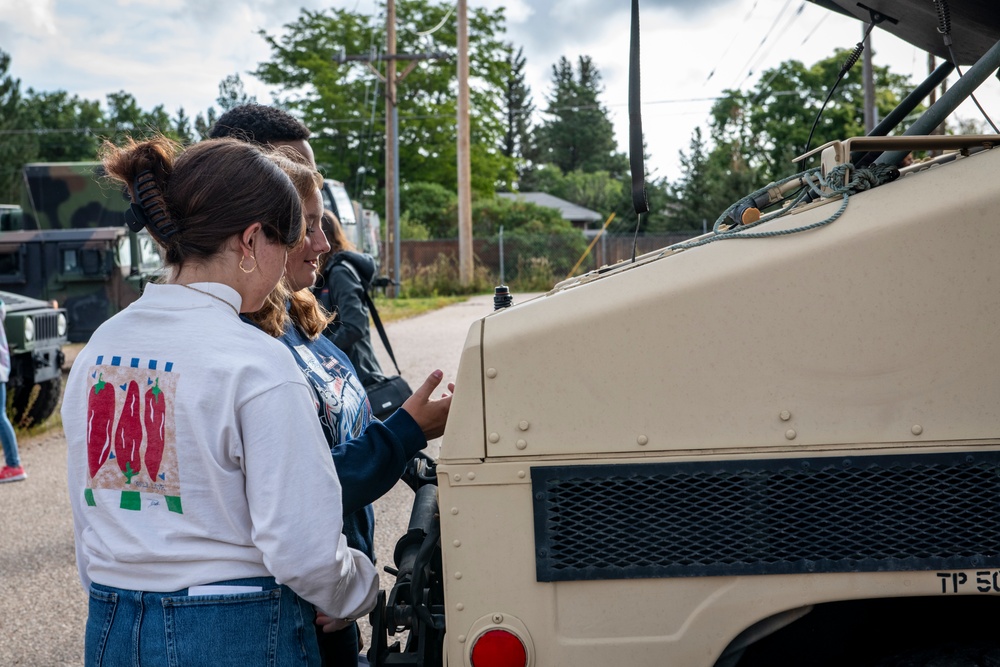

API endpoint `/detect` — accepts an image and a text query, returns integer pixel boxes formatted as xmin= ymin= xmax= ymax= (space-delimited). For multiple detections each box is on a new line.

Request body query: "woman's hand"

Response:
xmin=400 ymin=369 xmax=454 ymax=441
xmin=315 ymin=611 xmax=353 ymax=633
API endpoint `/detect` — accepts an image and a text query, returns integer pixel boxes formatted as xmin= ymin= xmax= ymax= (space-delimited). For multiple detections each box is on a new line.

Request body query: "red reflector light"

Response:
xmin=470 ymin=629 xmax=528 ymax=667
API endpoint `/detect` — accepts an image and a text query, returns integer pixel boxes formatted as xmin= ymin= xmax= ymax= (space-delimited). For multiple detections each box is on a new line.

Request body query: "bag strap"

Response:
xmin=328 ymin=253 xmax=402 ymax=375
xmin=361 ymin=290 xmax=402 ymax=375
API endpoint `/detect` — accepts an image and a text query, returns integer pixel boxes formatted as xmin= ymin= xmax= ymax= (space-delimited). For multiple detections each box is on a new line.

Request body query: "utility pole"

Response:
xmin=334 ymin=0 xmax=447 ymax=296
xmin=456 ymin=0 xmax=473 ymax=286
xmin=862 ymin=25 xmax=875 ymax=133
xmin=386 ymin=0 xmax=399 ymax=297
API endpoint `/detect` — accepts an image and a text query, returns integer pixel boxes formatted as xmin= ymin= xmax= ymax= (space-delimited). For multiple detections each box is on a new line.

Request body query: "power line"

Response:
xmin=729 ymin=0 xmax=795 ymax=90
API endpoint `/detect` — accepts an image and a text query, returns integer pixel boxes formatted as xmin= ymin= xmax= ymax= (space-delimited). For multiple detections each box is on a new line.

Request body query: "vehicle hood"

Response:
xmin=0 ymin=290 xmax=55 ymax=313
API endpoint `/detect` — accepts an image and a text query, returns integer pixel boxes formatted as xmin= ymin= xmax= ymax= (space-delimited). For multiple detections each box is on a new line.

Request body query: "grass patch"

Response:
xmin=16 ymin=411 xmax=62 ymax=437
xmin=371 ymin=295 xmax=469 ymax=322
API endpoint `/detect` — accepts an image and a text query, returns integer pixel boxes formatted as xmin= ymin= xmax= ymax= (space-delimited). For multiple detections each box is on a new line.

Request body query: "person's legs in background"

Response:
xmin=0 ymin=383 xmax=25 ymax=482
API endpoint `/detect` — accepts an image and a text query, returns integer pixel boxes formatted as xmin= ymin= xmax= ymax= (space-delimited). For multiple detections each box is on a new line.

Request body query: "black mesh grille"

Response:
xmin=531 ymin=451 xmax=1000 ymax=582
xmin=33 ymin=313 xmax=58 ymax=341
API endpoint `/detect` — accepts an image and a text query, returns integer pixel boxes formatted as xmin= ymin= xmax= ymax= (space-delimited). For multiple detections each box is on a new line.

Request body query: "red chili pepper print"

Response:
xmin=114 ymin=380 xmax=143 ymax=483
xmin=143 ymin=377 xmax=166 ymax=481
xmin=86 ymin=373 xmax=115 ymax=478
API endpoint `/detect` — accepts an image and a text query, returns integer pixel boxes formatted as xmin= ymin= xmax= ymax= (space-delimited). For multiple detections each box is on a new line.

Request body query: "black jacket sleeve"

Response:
xmin=326 ymin=264 xmax=368 ymax=352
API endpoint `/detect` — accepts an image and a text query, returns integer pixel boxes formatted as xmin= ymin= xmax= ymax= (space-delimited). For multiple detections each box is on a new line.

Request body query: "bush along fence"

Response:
xmin=391 ymin=230 xmax=703 ymax=297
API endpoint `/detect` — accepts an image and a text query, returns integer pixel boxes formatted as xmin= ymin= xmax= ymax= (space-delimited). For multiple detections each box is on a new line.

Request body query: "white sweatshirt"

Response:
xmin=62 ymin=282 xmax=378 ymax=620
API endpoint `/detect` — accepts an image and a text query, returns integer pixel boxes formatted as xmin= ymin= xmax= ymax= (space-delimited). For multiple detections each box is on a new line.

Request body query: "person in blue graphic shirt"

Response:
xmin=212 ymin=104 xmax=453 ymax=667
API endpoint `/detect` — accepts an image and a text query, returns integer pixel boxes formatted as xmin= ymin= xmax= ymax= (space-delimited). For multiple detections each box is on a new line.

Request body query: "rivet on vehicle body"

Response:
xmin=518 ymin=420 xmax=529 ymax=431
xmin=486 ymin=368 xmax=497 ymax=378
xmin=516 ymin=439 xmax=527 ymax=450
xmin=458 ymin=635 xmax=467 ymax=643
xmin=457 ymin=603 xmax=465 ymax=611
xmin=467 ymin=472 xmax=476 ymax=480
xmin=637 ymin=435 xmax=649 ymax=446
xmin=780 ymin=410 xmax=791 ymax=421
xmin=453 ymin=540 xmax=461 ymax=547
xmin=785 ymin=429 xmax=797 ymax=440
xmin=517 ymin=470 xmax=526 ymax=479
xmin=451 ymin=507 xmax=459 ymax=515
xmin=454 ymin=474 xmax=462 ymax=482
xmin=912 ymin=424 xmax=923 ymax=436
xmin=492 ymin=613 xmax=504 ymax=624
xmin=455 ymin=572 xmax=463 ymax=580
xmin=488 ymin=432 xmax=500 ymax=443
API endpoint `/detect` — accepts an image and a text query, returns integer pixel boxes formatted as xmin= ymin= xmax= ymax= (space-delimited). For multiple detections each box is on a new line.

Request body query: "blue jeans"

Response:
xmin=86 ymin=577 xmax=322 ymax=667
xmin=0 ymin=383 xmax=20 ymax=467
xmin=318 ymin=622 xmax=359 ymax=666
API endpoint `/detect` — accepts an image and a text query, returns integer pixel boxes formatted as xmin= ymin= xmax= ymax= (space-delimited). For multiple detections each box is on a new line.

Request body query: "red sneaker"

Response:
xmin=0 ymin=465 xmax=26 ymax=483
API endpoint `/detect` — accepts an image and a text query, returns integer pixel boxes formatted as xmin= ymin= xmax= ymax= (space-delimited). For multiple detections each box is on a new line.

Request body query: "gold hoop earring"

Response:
xmin=239 ymin=254 xmax=257 ymax=274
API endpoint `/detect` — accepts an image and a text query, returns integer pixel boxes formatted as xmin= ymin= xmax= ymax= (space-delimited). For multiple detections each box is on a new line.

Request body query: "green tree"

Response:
xmin=667 ymin=49 xmax=916 ymax=232
xmin=533 ymin=56 xmax=626 ymax=178
xmin=104 ymin=91 xmax=177 ymax=143
xmin=173 ymin=107 xmax=195 ymax=145
xmin=194 ymin=107 xmax=218 ymax=141
xmin=501 ymin=44 xmax=534 ymax=174
xmin=474 ymin=196 xmax=587 ymax=279
xmin=401 ymin=181 xmax=457 ymax=237
xmin=21 ymin=89 xmax=104 ymax=162
xmin=216 ymin=73 xmax=257 ymax=111
xmin=710 ymin=50 xmax=913 ymax=183
xmin=666 ymin=127 xmax=757 ymax=232
xmin=253 ymin=0 xmax=515 ymax=210
xmin=0 ymin=50 xmax=35 ymax=203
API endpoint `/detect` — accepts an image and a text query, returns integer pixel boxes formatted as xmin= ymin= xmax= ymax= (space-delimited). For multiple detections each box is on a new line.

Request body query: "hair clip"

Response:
xmin=129 ymin=170 xmax=178 ymax=239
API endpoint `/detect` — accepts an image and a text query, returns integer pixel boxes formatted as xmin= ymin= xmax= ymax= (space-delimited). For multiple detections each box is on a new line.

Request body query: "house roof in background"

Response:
xmin=497 ymin=192 xmax=603 ymax=223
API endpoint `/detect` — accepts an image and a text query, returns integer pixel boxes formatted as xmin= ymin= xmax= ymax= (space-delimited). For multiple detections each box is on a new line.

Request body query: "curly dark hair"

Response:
xmin=208 ymin=104 xmax=310 ymax=145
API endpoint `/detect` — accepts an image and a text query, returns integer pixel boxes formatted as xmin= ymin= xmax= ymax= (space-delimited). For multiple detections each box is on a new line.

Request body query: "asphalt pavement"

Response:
xmin=0 ymin=292 xmax=507 ymax=666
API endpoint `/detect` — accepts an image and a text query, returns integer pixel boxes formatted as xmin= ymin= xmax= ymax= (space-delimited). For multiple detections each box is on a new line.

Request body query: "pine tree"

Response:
xmin=502 ymin=45 xmax=534 ymax=167
xmin=533 ymin=55 xmax=626 ymax=178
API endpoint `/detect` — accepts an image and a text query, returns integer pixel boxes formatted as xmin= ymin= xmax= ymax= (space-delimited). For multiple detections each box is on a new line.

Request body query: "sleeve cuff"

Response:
xmin=382 ymin=408 xmax=427 ymax=459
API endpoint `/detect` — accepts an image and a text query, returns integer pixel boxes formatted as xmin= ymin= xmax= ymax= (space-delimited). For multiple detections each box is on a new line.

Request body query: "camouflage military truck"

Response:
xmin=370 ymin=2 xmax=1000 ymax=666
xmin=1 ymin=290 xmax=67 ymax=428
xmin=0 ymin=162 xmax=163 ymax=342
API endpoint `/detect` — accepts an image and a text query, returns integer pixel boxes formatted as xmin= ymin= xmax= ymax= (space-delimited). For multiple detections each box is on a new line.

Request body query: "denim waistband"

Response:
xmin=91 ymin=576 xmax=280 ymax=596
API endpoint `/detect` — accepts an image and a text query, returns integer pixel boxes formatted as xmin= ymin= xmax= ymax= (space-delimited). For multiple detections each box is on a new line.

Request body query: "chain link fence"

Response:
xmin=394 ymin=230 xmax=703 ymax=295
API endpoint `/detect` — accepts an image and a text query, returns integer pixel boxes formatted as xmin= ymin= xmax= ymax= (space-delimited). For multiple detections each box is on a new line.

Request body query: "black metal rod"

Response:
xmin=876 ymin=36 xmax=1000 ymax=166
xmin=853 ymin=61 xmax=955 ymax=167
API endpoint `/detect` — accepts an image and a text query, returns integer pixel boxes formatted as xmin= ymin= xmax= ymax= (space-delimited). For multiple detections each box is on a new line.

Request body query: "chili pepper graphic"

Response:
xmin=143 ymin=377 xmax=165 ymax=481
xmin=86 ymin=373 xmax=114 ymax=478
xmin=114 ymin=380 xmax=142 ymax=484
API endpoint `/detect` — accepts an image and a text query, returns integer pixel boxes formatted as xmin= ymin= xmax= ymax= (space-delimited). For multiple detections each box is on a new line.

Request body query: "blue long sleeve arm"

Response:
xmin=330 ymin=407 xmax=427 ymax=516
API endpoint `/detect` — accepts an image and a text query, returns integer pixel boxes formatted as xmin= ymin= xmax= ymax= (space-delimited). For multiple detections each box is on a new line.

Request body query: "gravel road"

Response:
xmin=0 ymin=293 xmax=502 ymax=666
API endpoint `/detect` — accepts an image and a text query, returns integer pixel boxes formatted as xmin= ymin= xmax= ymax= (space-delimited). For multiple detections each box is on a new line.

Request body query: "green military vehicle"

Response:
xmin=1 ymin=290 xmax=67 ymax=428
xmin=370 ymin=1 xmax=1000 ymax=666
xmin=0 ymin=162 xmax=163 ymax=342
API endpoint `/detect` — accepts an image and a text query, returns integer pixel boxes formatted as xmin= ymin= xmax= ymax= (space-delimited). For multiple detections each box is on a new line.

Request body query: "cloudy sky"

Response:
xmin=2 ymin=0 xmax=998 ymax=183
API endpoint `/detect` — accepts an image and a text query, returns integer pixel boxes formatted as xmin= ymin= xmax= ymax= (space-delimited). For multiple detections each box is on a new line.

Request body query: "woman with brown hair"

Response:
xmin=244 ymin=159 xmax=451 ymax=667
xmin=62 ymin=136 xmax=378 ymax=666
xmin=315 ymin=210 xmax=389 ymax=394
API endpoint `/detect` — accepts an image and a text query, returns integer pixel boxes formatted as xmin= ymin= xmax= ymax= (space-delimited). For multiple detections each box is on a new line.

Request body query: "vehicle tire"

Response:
xmin=9 ymin=376 xmax=63 ymax=429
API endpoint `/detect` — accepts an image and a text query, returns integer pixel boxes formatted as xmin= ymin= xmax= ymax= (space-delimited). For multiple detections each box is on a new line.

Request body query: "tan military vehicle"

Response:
xmin=370 ymin=1 xmax=1000 ymax=666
